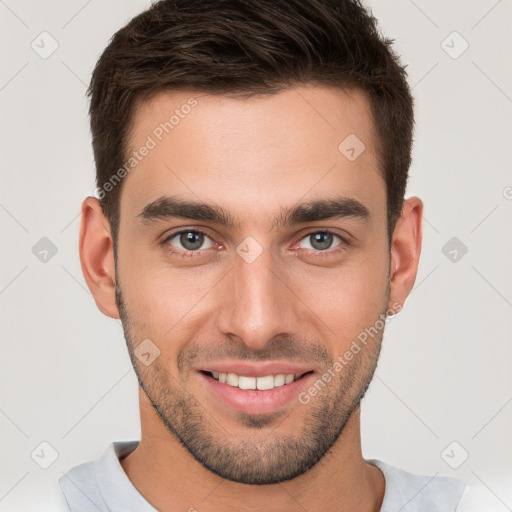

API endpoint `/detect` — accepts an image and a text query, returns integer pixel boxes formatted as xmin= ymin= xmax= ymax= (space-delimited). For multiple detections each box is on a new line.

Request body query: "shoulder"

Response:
xmin=367 ymin=459 xmax=468 ymax=512
xmin=58 ymin=440 xmax=141 ymax=512
xmin=58 ymin=455 xmax=107 ymax=511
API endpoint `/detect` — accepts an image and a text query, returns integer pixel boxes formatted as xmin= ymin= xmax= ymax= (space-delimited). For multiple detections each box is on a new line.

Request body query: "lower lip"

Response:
xmin=199 ymin=372 xmax=315 ymax=415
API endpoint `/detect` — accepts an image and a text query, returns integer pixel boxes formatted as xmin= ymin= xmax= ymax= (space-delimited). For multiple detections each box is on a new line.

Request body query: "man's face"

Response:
xmin=114 ymin=86 xmax=392 ymax=484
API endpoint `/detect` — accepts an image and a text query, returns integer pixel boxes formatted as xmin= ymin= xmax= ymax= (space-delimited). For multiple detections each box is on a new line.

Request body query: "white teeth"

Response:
xmin=226 ymin=373 xmax=239 ymax=386
xmin=256 ymin=375 xmax=274 ymax=390
xmin=209 ymin=371 xmax=306 ymax=390
xmin=239 ymin=376 xmax=257 ymax=390
xmin=274 ymin=374 xmax=286 ymax=387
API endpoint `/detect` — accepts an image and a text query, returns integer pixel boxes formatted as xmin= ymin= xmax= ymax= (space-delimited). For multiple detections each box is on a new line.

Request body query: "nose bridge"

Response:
xmin=216 ymin=243 xmax=297 ymax=348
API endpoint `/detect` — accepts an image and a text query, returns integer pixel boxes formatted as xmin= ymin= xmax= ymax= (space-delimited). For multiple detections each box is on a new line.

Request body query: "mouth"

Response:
xmin=197 ymin=365 xmax=316 ymax=415
xmin=200 ymin=370 xmax=313 ymax=390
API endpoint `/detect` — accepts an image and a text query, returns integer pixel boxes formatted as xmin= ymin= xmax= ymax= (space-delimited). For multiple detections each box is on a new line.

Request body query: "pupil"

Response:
xmin=312 ymin=232 xmax=332 ymax=250
xmin=181 ymin=231 xmax=203 ymax=250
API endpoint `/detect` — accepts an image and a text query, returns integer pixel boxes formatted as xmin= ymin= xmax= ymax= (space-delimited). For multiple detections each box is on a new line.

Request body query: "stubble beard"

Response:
xmin=115 ymin=282 xmax=387 ymax=485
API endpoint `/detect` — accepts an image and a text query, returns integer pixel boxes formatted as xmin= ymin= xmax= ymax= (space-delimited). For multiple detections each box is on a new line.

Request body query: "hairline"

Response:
xmin=109 ymin=82 xmax=398 ymax=260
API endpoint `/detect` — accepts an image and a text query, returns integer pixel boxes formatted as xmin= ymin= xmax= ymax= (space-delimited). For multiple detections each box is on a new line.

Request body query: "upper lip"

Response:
xmin=197 ymin=361 xmax=314 ymax=378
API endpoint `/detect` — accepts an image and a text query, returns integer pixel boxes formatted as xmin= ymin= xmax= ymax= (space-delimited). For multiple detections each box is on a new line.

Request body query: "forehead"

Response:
xmin=121 ymin=85 xmax=385 ymax=227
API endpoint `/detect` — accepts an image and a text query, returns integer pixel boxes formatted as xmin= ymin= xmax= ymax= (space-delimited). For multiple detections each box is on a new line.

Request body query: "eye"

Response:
xmin=162 ymin=228 xmax=348 ymax=259
xmin=163 ymin=229 xmax=215 ymax=255
xmin=296 ymin=230 xmax=346 ymax=253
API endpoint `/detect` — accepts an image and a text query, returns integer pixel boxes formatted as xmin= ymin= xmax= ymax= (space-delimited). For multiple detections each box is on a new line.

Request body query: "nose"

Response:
xmin=216 ymin=242 xmax=298 ymax=350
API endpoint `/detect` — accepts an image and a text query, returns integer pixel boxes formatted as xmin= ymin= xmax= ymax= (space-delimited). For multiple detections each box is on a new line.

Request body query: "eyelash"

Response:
xmin=162 ymin=228 xmax=349 ymax=259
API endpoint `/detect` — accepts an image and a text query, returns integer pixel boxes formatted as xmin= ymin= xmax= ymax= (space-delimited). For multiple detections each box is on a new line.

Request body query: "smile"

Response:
xmin=198 ymin=365 xmax=316 ymax=415
xmin=205 ymin=371 xmax=306 ymax=390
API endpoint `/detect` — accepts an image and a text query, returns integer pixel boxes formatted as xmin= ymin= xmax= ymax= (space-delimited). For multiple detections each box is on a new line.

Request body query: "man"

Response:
xmin=58 ymin=0 xmax=469 ymax=510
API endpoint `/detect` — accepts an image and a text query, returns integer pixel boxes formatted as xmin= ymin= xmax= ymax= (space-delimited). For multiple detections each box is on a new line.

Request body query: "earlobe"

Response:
xmin=79 ymin=196 xmax=120 ymax=319
xmin=388 ymin=197 xmax=423 ymax=313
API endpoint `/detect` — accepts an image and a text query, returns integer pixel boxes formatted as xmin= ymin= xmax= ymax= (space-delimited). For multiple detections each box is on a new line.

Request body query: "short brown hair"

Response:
xmin=87 ymin=0 xmax=413 ymax=252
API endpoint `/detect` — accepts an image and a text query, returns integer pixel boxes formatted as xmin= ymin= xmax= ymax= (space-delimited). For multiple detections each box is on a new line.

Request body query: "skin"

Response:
xmin=79 ymin=85 xmax=423 ymax=512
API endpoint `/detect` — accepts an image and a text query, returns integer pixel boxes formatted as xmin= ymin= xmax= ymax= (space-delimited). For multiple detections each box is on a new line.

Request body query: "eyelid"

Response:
xmin=291 ymin=229 xmax=348 ymax=253
xmin=162 ymin=227 xmax=350 ymax=258
xmin=162 ymin=228 xmax=218 ymax=249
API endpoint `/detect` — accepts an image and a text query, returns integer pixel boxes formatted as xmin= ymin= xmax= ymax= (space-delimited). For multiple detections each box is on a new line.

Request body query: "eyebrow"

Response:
xmin=136 ymin=194 xmax=370 ymax=229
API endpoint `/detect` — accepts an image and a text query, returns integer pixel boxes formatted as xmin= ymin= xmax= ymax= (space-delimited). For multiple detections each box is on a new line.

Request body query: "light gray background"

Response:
xmin=1 ymin=0 xmax=511 ymax=510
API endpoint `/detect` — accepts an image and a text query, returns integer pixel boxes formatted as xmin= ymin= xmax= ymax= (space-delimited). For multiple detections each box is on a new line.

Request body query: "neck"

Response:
xmin=120 ymin=388 xmax=385 ymax=512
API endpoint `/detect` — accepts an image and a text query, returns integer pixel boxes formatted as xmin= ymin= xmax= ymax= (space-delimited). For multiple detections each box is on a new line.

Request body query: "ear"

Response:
xmin=79 ymin=196 xmax=120 ymax=319
xmin=388 ymin=196 xmax=423 ymax=314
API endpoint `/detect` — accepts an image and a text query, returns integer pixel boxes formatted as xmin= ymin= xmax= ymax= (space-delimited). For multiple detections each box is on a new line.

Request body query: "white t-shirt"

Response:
xmin=58 ymin=440 xmax=469 ymax=511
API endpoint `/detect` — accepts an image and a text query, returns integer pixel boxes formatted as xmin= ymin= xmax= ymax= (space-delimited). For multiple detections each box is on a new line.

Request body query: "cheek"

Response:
xmin=118 ymin=227 xmax=390 ymax=352
xmin=300 ymin=247 xmax=390 ymax=343
xmin=119 ymin=256 xmax=221 ymax=349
